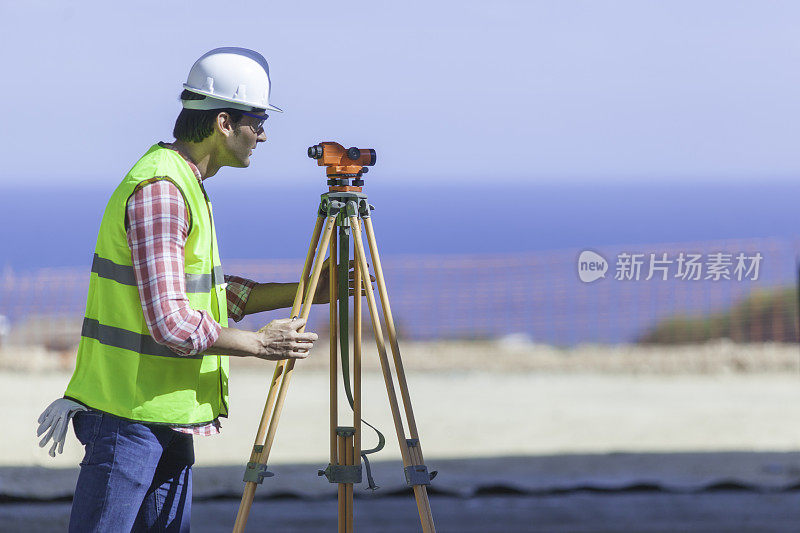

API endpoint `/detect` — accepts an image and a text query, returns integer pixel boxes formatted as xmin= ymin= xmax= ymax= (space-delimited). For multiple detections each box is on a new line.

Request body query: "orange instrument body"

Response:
xmin=308 ymin=142 xmax=376 ymax=192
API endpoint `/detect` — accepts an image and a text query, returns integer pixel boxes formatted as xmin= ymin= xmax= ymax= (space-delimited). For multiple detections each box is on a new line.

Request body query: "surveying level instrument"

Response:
xmin=232 ymin=142 xmax=437 ymax=532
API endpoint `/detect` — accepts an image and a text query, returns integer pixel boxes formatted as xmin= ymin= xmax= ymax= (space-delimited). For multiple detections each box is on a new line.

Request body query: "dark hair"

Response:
xmin=173 ymin=90 xmax=245 ymax=143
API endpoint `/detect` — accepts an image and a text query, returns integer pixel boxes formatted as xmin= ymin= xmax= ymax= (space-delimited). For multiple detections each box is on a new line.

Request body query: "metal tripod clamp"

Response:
xmin=318 ymin=464 xmax=363 ymax=484
xmin=345 ymin=200 xmax=360 ymax=219
xmin=243 ymin=462 xmax=275 ymax=484
xmin=403 ymin=439 xmax=438 ymax=487
xmin=243 ymin=444 xmax=275 ymax=484
xmin=318 ymin=426 xmax=363 ymax=484
xmin=319 ymin=199 xmax=346 ymax=218
xmin=359 ymin=200 xmax=373 ymax=218
xmin=335 ymin=198 xmax=372 ymax=220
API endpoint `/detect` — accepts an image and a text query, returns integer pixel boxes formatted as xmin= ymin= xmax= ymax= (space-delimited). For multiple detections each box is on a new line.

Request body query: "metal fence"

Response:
xmin=1 ymin=237 xmax=798 ymax=348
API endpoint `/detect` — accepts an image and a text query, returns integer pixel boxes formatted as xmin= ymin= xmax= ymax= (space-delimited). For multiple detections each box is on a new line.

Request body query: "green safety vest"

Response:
xmin=65 ymin=143 xmax=230 ymax=426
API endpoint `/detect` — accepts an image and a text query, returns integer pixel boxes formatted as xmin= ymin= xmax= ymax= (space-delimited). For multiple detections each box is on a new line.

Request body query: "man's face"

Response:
xmin=218 ymin=112 xmax=267 ymax=168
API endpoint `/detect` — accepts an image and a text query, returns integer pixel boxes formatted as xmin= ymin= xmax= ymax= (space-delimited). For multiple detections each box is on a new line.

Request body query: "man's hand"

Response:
xmin=314 ymin=259 xmax=376 ymax=304
xmin=256 ymin=318 xmax=318 ymax=360
xmin=37 ymin=398 xmax=88 ymax=457
xmin=206 ymin=320 xmax=317 ymax=360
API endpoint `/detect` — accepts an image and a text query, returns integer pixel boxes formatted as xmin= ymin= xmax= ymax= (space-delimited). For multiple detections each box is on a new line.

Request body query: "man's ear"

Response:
xmin=215 ymin=112 xmax=235 ymax=137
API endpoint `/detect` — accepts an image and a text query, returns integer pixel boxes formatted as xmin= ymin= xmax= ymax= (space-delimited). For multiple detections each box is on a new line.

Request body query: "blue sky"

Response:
xmin=1 ymin=1 xmax=799 ymax=188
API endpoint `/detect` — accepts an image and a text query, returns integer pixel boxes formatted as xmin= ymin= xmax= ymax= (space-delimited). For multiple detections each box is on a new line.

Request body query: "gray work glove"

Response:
xmin=37 ymin=398 xmax=88 ymax=457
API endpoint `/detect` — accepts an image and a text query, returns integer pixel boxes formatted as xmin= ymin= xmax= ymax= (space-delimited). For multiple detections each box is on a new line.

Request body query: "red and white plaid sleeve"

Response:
xmin=224 ymin=275 xmax=256 ymax=322
xmin=125 ymin=179 xmax=222 ymax=357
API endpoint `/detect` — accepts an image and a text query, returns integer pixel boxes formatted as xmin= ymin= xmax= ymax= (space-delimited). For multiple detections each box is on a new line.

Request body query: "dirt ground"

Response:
xmin=3 ymin=338 xmax=798 ymax=374
xmin=4 ymin=492 xmax=800 ymax=533
xmin=6 ymin=339 xmax=800 ymax=468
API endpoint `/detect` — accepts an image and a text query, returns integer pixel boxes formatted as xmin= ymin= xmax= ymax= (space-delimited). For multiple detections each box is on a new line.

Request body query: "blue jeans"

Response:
xmin=69 ymin=410 xmax=194 ymax=532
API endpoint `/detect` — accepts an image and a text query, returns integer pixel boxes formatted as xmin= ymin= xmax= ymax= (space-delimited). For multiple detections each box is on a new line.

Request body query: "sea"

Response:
xmin=2 ymin=178 xmax=800 ymax=344
xmin=2 ymin=179 xmax=799 ymax=270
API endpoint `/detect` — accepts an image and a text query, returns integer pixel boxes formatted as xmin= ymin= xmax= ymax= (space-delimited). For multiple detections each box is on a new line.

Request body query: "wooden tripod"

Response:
xmin=232 ymin=192 xmax=436 ymax=532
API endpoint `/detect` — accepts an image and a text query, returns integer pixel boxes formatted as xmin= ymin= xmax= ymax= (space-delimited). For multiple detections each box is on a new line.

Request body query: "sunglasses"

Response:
xmin=242 ymin=111 xmax=269 ymax=133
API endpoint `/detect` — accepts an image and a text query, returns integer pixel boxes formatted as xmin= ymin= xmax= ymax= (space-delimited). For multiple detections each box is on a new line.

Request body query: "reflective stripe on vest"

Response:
xmin=80 ymin=318 xmax=203 ymax=359
xmin=91 ymin=253 xmax=224 ymax=293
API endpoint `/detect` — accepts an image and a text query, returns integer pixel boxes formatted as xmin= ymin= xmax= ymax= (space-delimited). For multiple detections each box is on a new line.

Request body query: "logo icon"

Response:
xmin=578 ymin=250 xmax=608 ymax=283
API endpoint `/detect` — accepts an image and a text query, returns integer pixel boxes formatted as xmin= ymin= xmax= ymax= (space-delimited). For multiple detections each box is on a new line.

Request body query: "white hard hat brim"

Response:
xmin=181 ymin=85 xmax=283 ymax=113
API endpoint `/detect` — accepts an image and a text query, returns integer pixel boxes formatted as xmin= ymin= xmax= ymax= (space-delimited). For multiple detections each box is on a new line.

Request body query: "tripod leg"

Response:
xmin=338 ymin=434 xmax=346 ymax=533
xmin=293 ymin=216 xmax=326 ymax=314
xmin=348 ymin=216 xmax=411 ymax=464
xmin=363 ymin=217 xmax=436 ymax=530
xmin=233 ymin=215 xmax=322 ymax=532
xmin=246 ymin=216 xmax=323 ymax=462
xmin=345 ymin=432 xmax=354 ymax=533
xmin=330 ymin=230 xmax=338 ymax=465
xmin=233 ymin=215 xmax=336 ymax=533
xmin=349 ymin=216 xmax=436 ymax=533
xmin=353 ymin=256 xmax=362 ymax=460
xmin=363 ymin=217 xmax=420 ymax=439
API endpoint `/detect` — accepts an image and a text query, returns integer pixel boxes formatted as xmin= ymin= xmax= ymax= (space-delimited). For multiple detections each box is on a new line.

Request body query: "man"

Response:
xmin=36 ymin=47 xmax=330 ymax=532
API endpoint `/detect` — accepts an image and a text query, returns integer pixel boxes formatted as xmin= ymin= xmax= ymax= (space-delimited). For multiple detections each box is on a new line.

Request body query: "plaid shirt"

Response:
xmin=125 ymin=142 xmax=256 ymax=436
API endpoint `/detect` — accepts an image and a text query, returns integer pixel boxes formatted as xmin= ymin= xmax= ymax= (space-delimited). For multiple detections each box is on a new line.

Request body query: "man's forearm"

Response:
xmin=242 ymin=282 xmax=299 ymax=315
xmin=202 ymin=319 xmax=318 ymax=361
xmin=203 ymin=327 xmax=264 ymax=357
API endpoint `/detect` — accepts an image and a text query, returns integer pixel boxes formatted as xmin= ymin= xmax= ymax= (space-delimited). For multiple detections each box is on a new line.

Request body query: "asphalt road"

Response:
xmin=2 ymin=491 xmax=799 ymax=532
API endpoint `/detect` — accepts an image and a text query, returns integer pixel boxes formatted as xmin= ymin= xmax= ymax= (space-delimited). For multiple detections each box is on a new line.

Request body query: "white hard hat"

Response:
xmin=182 ymin=47 xmax=283 ymax=113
